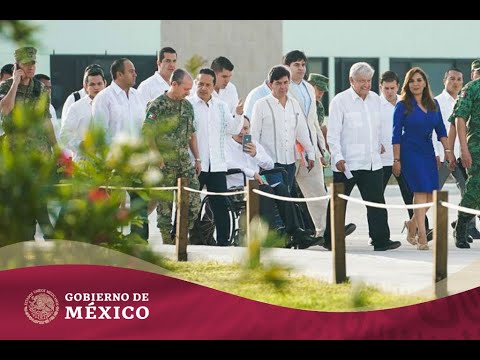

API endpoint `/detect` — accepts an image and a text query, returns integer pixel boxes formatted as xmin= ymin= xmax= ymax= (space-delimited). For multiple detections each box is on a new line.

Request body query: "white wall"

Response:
xmin=1 ymin=20 xmax=161 ymax=76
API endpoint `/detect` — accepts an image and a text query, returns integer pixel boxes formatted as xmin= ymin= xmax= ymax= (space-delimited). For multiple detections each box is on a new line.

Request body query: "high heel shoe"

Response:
xmin=401 ymin=220 xmax=417 ymax=245
xmin=417 ymin=243 xmax=429 ymax=250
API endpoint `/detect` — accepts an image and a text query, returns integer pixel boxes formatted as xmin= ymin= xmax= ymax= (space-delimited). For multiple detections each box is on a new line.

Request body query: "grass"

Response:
xmin=161 ymin=260 xmax=430 ymax=312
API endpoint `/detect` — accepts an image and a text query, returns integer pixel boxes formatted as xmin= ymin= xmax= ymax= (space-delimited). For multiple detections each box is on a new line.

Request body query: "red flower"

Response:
xmin=88 ymin=188 xmax=109 ymax=202
xmin=58 ymin=150 xmax=74 ymax=177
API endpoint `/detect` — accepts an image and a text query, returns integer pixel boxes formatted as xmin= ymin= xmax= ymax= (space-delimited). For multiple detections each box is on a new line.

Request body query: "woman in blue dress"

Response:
xmin=392 ymin=67 xmax=454 ymax=250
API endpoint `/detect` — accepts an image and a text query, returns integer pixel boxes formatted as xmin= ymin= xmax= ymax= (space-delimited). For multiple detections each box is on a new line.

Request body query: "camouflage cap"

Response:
xmin=14 ymin=46 xmax=37 ymax=64
xmin=307 ymin=73 xmax=329 ymax=92
xmin=472 ymin=59 xmax=480 ymax=71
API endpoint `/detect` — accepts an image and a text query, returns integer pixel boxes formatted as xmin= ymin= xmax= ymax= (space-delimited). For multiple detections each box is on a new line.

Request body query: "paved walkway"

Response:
xmin=148 ymin=183 xmax=480 ymax=296
xmin=34 ymin=183 xmax=480 ymax=297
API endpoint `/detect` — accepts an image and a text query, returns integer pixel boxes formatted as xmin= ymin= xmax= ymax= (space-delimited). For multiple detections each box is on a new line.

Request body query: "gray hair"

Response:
xmin=349 ymin=62 xmax=375 ymax=79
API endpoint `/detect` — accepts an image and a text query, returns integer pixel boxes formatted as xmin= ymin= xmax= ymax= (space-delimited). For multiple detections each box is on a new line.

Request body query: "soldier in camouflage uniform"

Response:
xmin=136 ymin=68 xmax=201 ymax=243
xmin=0 ymin=47 xmax=57 ymax=240
xmin=307 ymin=73 xmax=329 ymax=151
xmin=449 ymin=59 xmax=480 ymax=249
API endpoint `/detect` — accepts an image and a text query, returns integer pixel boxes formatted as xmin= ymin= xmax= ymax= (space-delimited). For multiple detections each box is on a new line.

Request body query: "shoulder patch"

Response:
xmin=148 ymin=113 xmax=156 ymax=120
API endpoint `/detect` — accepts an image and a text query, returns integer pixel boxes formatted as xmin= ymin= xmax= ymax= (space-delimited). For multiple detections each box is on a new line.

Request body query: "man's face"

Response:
xmin=84 ymin=74 xmax=106 ymax=98
xmin=380 ymin=80 xmax=399 ymax=103
xmin=472 ymin=69 xmax=480 ymax=81
xmin=19 ymin=62 xmax=36 ymax=79
xmin=119 ymin=60 xmax=137 ymax=88
xmin=215 ymin=69 xmax=232 ymax=89
xmin=288 ymin=59 xmax=306 ymax=83
xmin=38 ymin=78 xmax=52 ymax=94
xmin=195 ymin=73 xmax=215 ymax=102
xmin=271 ymin=76 xmax=290 ymax=99
xmin=172 ymin=76 xmax=193 ymax=100
xmin=233 ymin=118 xmax=250 ymax=142
xmin=444 ymin=70 xmax=463 ymax=97
xmin=158 ymin=52 xmax=177 ymax=80
xmin=350 ymin=74 xmax=372 ymax=99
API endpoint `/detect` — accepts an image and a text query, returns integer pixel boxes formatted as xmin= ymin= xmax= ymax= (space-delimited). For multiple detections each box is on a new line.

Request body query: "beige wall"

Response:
xmin=161 ymin=20 xmax=282 ymax=99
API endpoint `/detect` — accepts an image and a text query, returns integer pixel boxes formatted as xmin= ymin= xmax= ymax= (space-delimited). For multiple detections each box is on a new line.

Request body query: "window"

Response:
xmin=50 ymin=54 xmax=156 ymax=116
xmin=335 ymin=58 xmax=379 ymax=95
xmin=390 ymin=58 xmax=474 ymax=96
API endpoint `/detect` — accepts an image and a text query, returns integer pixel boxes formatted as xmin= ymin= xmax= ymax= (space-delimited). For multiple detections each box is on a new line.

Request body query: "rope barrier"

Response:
xmin=183 ymin=187 xmax=247 ymax=197
xmin=252 ymin=189 xmax=330 ymax=203
xmin=337 ymin=194 xmax=433 ymax=209
xmin=440 ymin=201 xmax=480 ymax=216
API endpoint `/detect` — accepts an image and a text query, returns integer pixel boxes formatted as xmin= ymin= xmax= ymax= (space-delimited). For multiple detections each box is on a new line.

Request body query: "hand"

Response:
xmin=244 ymin=142 xmax=257 ymax=157
xmin=236 ymin=98 xmax=245 ymax=116
xmin=254 ymin=172 xmax=268 ymax=185
xmin=13 ymin=64 xmax=24 ymax=84
xmin=320 ymin=156 xmax=327 ymax=167
xmin=436 ymin=156 xmax=441 ymax=170
xmin=461 ymin=147 xmax=472 ymax=169
xmin=380 ymin=144 xmax=385 ymax=154
xmin=447 ymin=152 xmax=457 ymax=171
xmin=195 ymin=160 xmax=202 ymax=176
xmin=336 ymin=160 xmax=346 ymax=172
xmin=392 ymin=161 xmax=401 ymax=177
xmin=307 ymin=159 xmax=315 ymax=172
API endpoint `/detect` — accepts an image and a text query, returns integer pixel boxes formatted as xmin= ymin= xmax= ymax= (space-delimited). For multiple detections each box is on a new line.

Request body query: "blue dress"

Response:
xmin=392 ymin=100 xmax=447 ymax=192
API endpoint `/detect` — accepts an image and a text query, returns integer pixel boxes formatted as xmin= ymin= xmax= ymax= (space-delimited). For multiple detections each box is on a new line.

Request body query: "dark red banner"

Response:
xmin=0 ymin=265 xmax=478 ymax=339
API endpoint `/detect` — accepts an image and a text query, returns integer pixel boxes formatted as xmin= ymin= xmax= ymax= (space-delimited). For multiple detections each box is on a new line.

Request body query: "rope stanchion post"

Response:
xmin=331 ymin=182 xmax=347 ymax=284
xmin=246 ymin=179 xmax=260 ymax=247
xmin=433 ymin=190 xmax=448 ymax=297
xmin=176 ymin=178 xmax=188 ymax=262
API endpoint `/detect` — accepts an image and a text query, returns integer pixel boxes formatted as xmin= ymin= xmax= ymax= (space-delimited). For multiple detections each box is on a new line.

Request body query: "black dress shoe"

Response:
xmin=373 ymin=240 xmax=401 ymax=251
xmin=297 ymin=236 xmax=324 ymax=249
xmin=455 ymin=240 xmax=471 ymax=249
xmin=453 ymin=230 xmax=473 ymax=243
xmin=322 ymin=242 xmax=331 ymax=251
xmin=345 ymin=223 xmax=356 ymax=237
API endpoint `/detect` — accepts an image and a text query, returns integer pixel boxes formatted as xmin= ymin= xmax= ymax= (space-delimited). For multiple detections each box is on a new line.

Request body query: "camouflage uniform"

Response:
xmin=448 ymin=78 xmax=480 ymax=247
xmin=142 ymin=94 xmax=200 ymax=242
xmin=0 ymin=46 xmax=54 ymax=241
xmin=316 ymin=100 xmax=325 ymax=128
xmin=0 ymin=77 xmax=51 ymax=154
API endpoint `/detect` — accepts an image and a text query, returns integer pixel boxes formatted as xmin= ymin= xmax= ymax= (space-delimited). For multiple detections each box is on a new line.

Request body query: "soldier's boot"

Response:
xmin=467 ymin=218 xmax=480 ymax=240
xmin=454 ymin=216 xmax=472 ymax=249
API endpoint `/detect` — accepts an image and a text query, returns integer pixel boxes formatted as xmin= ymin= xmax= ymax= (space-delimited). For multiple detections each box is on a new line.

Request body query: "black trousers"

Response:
xmin=199 ymin=171 xmax=230 ymax=245
xmin=383 ymin=166 xmax=429 ymax=229
xmin=259 ymin=183 xmax=302 ymax=234
xmin=324 ymin=168 xmax=390 ymax=246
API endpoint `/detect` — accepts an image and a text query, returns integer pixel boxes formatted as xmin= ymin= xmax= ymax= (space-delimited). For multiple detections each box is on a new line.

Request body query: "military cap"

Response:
xmin=472 ymin=59 xmax=480 ymax=71
xmin=14 ymin=46 xmax=37 ymax=64
xmin=307 ymin=73 xmax=329 ymax=92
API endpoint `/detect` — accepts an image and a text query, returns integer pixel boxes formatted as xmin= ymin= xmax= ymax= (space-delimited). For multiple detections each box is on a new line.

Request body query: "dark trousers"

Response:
xmin=199 ymin=171 xmax=230 ymax=245
xmin=259 ymin=183 xmax=302 ymax=234
xmin=382 ymin=166 xmax=429 ymax=229
xmin=273 ymin=162 xmax=296 ymax=196
xmin=324 ymin=168 xmax=390 ymax=246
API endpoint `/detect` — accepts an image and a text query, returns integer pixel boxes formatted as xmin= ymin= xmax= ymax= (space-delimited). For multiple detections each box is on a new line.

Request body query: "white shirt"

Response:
xmin=250 ymin=94 xmax=315 ymax=165
xmin=60 ymin=95 xmax=93 ymax=160
xmin=91 ymin=82 xmax=146 ymax=145
xmin=137 ymin=71 xmax=169 ymax=107
xmin=225 ymin=138 xmax=274 ymax=188
xmin=214 ymin=82 xmax=239 ymax=116
xmin=379 ymin=94 xmax=400 ymax=166
xmin=327 ymin=87 xmax=383 ymax=172
xmin=244 ymin=80 xmax=270 ymax=119
xmin=188 ymin=94 xmax=243 ymax=172
xmin=61 ymin=88 xmax=87 ymax=126
xmin=435 ymin=89 xmax=460 ymax=161
xmin=49 ymin=104 xmax=60 ymax=142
